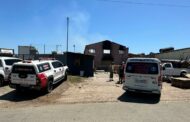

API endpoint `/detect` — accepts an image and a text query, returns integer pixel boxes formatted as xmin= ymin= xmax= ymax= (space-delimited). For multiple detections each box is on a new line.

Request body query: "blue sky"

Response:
xmin=0 ymin=0 xmax=190 ymax=54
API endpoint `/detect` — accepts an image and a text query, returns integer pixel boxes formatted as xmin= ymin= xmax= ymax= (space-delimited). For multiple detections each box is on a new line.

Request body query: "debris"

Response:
xmin=171 ymin=77 xmax=190 ymax=89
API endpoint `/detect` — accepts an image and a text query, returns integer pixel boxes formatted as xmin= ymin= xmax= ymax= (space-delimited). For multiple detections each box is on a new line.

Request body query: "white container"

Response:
xmin=80 ymin=70 xmax=84 ymax=77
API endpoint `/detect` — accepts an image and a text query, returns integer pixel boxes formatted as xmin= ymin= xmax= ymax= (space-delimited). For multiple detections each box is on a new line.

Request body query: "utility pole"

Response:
xmin=66 ymin=17 xmax=69 ymax=52
xmin=44 ymin=44 xmax=45 ymax=54
xmin=66 ymin=17 xmax=69 ymax=65
xmin=73 ymin=44 xmax=75 ymax=52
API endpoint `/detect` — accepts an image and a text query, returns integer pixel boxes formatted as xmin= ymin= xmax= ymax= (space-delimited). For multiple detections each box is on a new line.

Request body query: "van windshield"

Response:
xmin=126 ymin=62 xmax=159 ymax=74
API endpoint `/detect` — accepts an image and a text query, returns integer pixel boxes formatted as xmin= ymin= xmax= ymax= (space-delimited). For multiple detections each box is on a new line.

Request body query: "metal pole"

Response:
xmin=44 ymin=44 xmax=45 ymax=54
xmin=73 ymin=44 xmax=75 ymax=52
xmin=66 ymin=17 xmax=69 ymax=52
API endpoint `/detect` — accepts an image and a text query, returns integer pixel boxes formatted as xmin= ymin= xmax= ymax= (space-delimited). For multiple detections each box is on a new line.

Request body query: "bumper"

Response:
xmin=9 ymin=83 xmax=42 ymax=90
xmin=123 ymin=86 xmax=161 ymax=94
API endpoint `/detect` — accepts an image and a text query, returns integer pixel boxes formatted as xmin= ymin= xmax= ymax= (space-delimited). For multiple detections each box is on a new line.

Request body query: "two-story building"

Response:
xmin=84 ymin=40 xmax=128 ymax=71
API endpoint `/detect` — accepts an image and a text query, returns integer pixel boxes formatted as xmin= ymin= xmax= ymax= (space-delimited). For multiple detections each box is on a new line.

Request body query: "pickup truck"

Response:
xmin=162 ymin=62 xmax=190 ymax=77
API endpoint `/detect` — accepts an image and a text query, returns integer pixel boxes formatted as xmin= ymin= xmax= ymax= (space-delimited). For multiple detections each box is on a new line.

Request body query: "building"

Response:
xmin=18 ymin=46 xmax=39 ymax=60
xmin=0 ymin=48 xmax=14 ymax=57
xmin=153 ymin=47 xmax=190 ymax=61
xmin=84 ymin=40 xmax=128 ymax=71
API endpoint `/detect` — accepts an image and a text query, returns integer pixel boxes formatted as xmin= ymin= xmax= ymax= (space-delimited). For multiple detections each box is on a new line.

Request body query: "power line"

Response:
xmin=99 ymin=0 xmax=190 ymax=8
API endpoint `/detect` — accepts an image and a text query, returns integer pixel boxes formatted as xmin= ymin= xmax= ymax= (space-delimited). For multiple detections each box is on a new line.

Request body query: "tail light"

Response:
xmin=158 ymin=75 xmax=162 ymax=87
xmin=37 ymin=73 xmax=47 ymax=88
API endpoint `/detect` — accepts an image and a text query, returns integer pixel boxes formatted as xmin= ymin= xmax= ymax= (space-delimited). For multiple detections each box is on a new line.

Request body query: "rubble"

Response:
xmin=171 ymin=77 xmax=190 ymax=89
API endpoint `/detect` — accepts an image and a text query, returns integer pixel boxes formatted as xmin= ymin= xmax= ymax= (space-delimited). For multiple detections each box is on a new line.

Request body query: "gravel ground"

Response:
xmin=0 ymin=72 xmax=190 ymax=108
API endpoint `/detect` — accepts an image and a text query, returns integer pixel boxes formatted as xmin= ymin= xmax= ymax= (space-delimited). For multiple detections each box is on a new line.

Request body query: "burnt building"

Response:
xmin=84 ymin=40 xmax=128 ymax=71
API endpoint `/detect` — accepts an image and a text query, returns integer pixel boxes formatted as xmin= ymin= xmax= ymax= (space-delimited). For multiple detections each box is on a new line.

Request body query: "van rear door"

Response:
xmin=125 ymin=62 xmax=160 ymax=90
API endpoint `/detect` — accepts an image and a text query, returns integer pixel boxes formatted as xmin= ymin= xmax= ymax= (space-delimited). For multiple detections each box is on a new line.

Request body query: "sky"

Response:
xmin=0 ymin=0 xmax=190 ymax=54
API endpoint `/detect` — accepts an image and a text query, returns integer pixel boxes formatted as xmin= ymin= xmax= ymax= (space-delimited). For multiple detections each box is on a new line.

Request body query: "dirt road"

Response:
xmin=0 ymin=72 xmax=190 ymax=108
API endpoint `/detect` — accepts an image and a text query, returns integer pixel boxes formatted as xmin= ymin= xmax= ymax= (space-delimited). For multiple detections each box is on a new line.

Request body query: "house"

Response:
xmin=84 ymin=40 xmax=128 ymax=71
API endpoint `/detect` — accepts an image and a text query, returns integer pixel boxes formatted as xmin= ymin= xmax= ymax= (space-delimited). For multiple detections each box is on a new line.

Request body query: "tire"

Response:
xmin=0 ymin=76 xmax=4 ymax=87
xmin=64 ymin=72 xmax=67 ymax=81
xmin=180 ymin=72 xmax=187 ymax=77
xmin=45 ymin=80 xmax=53 ymax=93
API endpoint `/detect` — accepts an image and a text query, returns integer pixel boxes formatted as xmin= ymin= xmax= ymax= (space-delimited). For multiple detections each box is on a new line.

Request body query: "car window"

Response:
xmin=37 ymin=63 xmax=51 ymax=73
xmin=164 ymin=63 xmax=172 ymax=68
xmin=52 ymin=61 xmax=63 ymax=68
xmin=126 ymin=62 xmax=159 ymax=74
xmin=4 ymin=59 xmax=22 ymax=66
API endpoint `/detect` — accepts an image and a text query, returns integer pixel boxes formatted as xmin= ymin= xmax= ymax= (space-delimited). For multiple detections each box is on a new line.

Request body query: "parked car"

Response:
xmin=162 ymin=62 xmax=190 ymax=77
xmin=0 ymin=57 xmax=22 ymax=86
xmin=9 ymin=60 xmax=68 ymax=93
xmin=123 ymin=58 xmax=162 ymax=96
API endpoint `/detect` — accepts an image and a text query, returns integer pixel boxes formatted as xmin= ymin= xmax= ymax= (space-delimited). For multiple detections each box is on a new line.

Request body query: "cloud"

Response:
xmin=64 ymin=4 xmax=110 ymax=52
xmin=30 ymin=0 xmax=110 ymax=53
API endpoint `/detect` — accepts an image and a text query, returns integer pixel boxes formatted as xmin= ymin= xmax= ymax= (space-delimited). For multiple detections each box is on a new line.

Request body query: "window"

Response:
xmin=103 ymin=49 xmax=110 ymax=54
xmin=89 ymin=49 xmax=95 ymax=53
xmin=37 ymin=63 xmax=51 ymax=73
xmin=5 ymin=59 xmax=22 ymax=66
xmin=126 ymin=62 xmax=158 ymax=74
xmin=164 ymin=63 xmax=172 ymax=68
xmin=119 ymin=50 xmax=124 ymax=54
xmin=52 ymin=61 xmax=63 ymax=68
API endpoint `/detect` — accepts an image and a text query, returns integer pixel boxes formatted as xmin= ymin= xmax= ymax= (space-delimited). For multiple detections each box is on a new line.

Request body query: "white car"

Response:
xmin=123 ymin=58 xmax=162 ymax=96
xmin=0 ymin=57 xmax=22 ymax=86
xmin=10 ymin=60 xmax=68 ymax=93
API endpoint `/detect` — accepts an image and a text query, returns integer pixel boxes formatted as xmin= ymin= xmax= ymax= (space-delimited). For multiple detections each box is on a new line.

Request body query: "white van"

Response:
xmin=123 ymin=58 xmax=162 ymax=95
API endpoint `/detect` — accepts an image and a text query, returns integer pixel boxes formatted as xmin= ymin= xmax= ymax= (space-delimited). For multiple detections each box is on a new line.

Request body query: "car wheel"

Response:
xmin=0 ymin=76 xmax=4 ymax=87
xmin=46 ymin=80 xmax=53 ymax=93
xmin=64 ymin=72 xmax=67 ymax=81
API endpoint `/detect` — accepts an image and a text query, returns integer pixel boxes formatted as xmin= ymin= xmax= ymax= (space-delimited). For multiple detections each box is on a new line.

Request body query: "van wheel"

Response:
xmin=46 ymin=80 xmax=53 ymax=93
xmin=0 ymin=76 xmax=4 ymax=87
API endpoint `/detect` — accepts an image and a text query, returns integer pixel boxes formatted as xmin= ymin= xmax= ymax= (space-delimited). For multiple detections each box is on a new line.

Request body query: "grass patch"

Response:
xmin=67 ymin=75 xmax=85 ymax=84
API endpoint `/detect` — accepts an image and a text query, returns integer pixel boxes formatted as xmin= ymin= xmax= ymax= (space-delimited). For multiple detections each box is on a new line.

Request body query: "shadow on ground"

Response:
xmin=0 ymin=80 xmax=66 ymax=102
xmin=0 ymin=90 xmax=46 ymax=102
xmin=118 ymin=92 xmax=160 ymax=104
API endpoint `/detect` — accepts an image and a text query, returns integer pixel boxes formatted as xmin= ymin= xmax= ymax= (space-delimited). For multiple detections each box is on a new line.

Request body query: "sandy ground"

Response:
xmin=0 ymin=72 xmax=190 ymax=108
